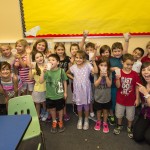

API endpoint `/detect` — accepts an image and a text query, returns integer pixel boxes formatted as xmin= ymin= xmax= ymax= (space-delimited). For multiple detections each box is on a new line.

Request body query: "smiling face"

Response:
xmin=15 ymin=42 xmax=25 ymax=54
xmin=75 ymin=53 xmax=85 ymax=65
xmin=112 ymin=48 xmax=123 ymax=58
xmin=141 ymin=65 xmax=150 ymax=83
xmin=132 ymin=49 xmax=142 ymax=61
xmin=70 ymin=46 xmax=79 ymax=56
xmin=122 ymin=59 xmax=134 ymax=73
xmin=1 ymin=45 xmax=11 ymax=57
xmin=55 ymin=46 xmax=65 ymax=57
xmin=101 ymin=50 xmax=110 ymax=58
xmin=36 ymin=42 xmax=46 ymax=53
xmin=35 ymin=52 xmax=44 ymax=64
xmin=86 ymin=47 xmax=95 ymax=55
xmin=0 ymin=65 xmax=11 ymax=78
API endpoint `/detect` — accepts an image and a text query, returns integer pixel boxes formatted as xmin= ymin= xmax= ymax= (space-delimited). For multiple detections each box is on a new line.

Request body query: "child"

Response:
xmin=67 ymin=50 xmax=97 ymax=130
xmin=133 ymin=62 xmax=150 ymax=144
xmin=109 ymin=34 xmax=130 ymax=125
xmin=132 ymin=47 xmax=144 ymax=73
xmin=141 ymin=41 xmax=150 ymax=62
xmin=14 ymin=39 xmax=34 ymax=95
xmin=113 ymin=53 xmax=141 ymax=138
xmin=28 ymin=51 xmax=46 ymax=119
xmin=0 ymin=62 xmax=22 ymax=108
xmin=39 ymin=54 xmax=68 ymax=133
xmin=94 ymin=57 xmax=112 ymax=133
xmin=54 ymin=42 xmax=70 ymax=121
xmin=96 ymin=45 xmax=111 ymax=61
xmin=32 ymin=39 xmax=51 ymax=62
xmin=0 ymin=44 xmax=16 ymax=73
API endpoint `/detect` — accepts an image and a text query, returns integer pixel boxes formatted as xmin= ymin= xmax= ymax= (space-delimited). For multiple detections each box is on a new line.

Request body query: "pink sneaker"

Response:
xmin=103 ymin=122 xmax=109 ymax=133
xmin=94 ymin=121 xmax=101 ymax=131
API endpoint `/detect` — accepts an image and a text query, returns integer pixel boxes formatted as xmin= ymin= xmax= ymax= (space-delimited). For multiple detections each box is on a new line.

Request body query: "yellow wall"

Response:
xmin=0 ymin=0 xmax=150 ymax=56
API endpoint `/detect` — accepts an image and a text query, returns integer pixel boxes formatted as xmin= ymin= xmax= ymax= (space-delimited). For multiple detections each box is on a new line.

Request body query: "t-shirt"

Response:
xmin=132 ymin=60 xmax=142 ymax=73
xmin=44 ymin=68 xmax=68 ymax=100
xmin=141 ymin=55 xmax=150 ymax=62
xmin=94 ymin=73 xmax=112 ymax=103
xmin=116 ymin=70 xmax=141 ymax=106
xmin=59 ymin=56 xmax=70 ymax=72
xmin=32 ymin=67 xmax=46 ymax=92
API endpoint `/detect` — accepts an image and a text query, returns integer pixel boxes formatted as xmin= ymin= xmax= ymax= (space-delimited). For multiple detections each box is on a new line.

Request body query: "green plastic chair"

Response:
xmin=8 ymin=95 xmax=46 ymax=150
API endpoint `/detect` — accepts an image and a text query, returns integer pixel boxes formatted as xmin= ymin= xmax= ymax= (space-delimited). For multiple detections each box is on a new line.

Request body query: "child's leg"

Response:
xmin=103 ymin=109 xmax=108 ymax=123
xmin=83 ymin=104 xmax=89 ymax=130
xmin=77 ymin=105 xmax=83 ymax=129
xmin=50 ymin=108 xmax=56 ymax=122
xmin=35 ymin=103 xmax=40 ymax=118
xmin=126 ymin=106 xmax=135 ymax=138
xmin=97 ymin=110 xmax=102 ymax=121
xmin=27 ymin=83 xmax=34 ymax=95
xmin=58 ymin=109 xmax=63 ymax=122
xmin=113 ymin=103 xmax=124 ymax=135
xmin=103 ymin=109 xmax=109 ymax=133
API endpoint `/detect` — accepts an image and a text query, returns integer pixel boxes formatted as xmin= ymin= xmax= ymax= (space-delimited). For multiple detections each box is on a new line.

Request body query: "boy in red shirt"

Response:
xmin=113 ymin=53 xmax=141 ymax=138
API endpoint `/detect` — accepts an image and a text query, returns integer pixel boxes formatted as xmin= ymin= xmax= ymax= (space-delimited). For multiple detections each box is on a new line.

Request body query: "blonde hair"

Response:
xmin=0 ymin=44 xmax=12 ymax=51
xmin=15 ymin=39 xmax=28 ymax=49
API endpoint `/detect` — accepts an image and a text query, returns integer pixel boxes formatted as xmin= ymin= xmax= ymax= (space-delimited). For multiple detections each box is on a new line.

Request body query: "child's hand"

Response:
xmin=136 ymin=82 xmax=148 ymax=96
xmin=95 ymin=43 xmax=101 ymax=50
xmin=70 ymin=57 xmax=75 ymax=64
xmin=45 ymin=50 xmax=52 ymax=58
xmin=83 ymin=30 xmax=89 ymax=38
xmin=64 ymin=92 xmax=67 ymax=100
xmin=115 ymin=74 xmax=121 ymax=80
xmin=134 ymin=99 xmax=140 ymax=107
xmin=26 ymin=46 xmax=32 ymax=54
xmin=43 ymin=64 xmax=47 ymax=73
xmin=123 ymin=32 xmax=131 ymax=41
xmin=15 ymin=54 xmax=21 ymax=59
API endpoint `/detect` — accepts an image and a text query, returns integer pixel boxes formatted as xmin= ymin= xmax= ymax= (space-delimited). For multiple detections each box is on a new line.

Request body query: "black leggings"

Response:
xmin=133 ymin=114 xmax=150 ymax=145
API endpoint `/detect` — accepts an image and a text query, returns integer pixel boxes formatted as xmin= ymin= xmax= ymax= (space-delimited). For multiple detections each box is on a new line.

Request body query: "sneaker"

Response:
xmin=83 ymin=120 xmax=89 ymax=130
xmin=64 ymin=114 xmax=70 ymax=121
xmin=51 ymin=121 xmax=57 ymax=133
xmin=103 ymin=122 xmax=109 ymax=133
xmin=113 ymin=124 xmax=123 ymax=135
xmin=108 ymin=116 xmax=115 ymax=125
xmin=41 ymin=112 xmax=48 ymax=121
xmin=90 ymin=112 xmax=95 ymax=118
xmin=127 ymin=127 xmax=133 ymax=139
xmin=94 ymin=121 xmax=101 ymax=131
xmin=77 ymin=119 xmax=82 ymax=129
xmin=58 ymin=121 xmax=65 ymax=133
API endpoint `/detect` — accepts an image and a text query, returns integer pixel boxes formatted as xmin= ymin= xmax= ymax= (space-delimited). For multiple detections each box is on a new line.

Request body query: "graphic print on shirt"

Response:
xmin=121 ymin=77 xmax=132 ymax=96
xmin=57 ymin=81 xmax=64 ymax=93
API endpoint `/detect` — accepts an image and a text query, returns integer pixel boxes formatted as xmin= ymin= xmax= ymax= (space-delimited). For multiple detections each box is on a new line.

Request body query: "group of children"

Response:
xmin=0 ymin=32 xmax=150 ymax=139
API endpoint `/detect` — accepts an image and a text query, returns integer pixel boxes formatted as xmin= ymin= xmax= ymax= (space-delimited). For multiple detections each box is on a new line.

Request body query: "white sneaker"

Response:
xmin=83 ymin=121 xmax=89 ymax=130
xmin=77 ymin=119 xmax=82 ymax=129
xmin=41 ymin=112 xmax=48 ymax=121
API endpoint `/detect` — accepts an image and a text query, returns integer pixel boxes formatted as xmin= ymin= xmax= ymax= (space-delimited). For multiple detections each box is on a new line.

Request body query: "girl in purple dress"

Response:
xmin=67 ymin=50 xmax=97 ymax=130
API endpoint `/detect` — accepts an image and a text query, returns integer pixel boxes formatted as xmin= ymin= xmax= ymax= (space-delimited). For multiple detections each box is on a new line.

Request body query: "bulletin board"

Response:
xmin=21 ymin=0 xmax=150 ymax=37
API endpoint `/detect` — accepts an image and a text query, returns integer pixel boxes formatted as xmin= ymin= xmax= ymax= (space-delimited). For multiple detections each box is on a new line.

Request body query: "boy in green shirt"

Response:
xmin=40 ymin=54 xmax=68 ymax=133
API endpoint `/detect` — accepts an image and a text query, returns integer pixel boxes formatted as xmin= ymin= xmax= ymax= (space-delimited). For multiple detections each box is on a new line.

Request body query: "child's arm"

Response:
xmin=63 ymin=80 xmax=67 ymax=100
xmin=13 ymin=75 xmax=18 ymax=97
xmin=39 ymin=65 xmax=47 ymax=84
xmin=79 ymin=30 xmax=88 ymax=50
xmin=66 ymin=69 xmax=74 ymax=80
xmin=105 ymin=75 xmax=112 ymax=87
xmin=134 ymin=86 xmax=140 ymax=107
xmin=94 ymin=75 xmax=102 ymax=87
xmin=28 ymin=68 xmax=34 ymax=80
xmin=26 ymin=46 xmax=32 ymax=67
xmin=91 ymin=49 xmax=98 ymax=74
xmin=110 ymin=67 xmax=120 ymax=72
xmin=15 ymin=54 xmax=27 ymax=68
xmin=115 ymin=74 xmax=121 ymax=88
xmin=123 ymin=33 xmax=131 ymax=54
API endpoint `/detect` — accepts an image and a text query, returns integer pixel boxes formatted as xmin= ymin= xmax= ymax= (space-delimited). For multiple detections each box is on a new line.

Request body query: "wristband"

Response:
xmin=144 ymin=94 xmax=150 ymax=99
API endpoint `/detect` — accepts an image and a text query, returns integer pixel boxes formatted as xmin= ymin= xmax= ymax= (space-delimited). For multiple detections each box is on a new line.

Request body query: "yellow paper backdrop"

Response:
xmin=22 ymin=0 xmax=150 ymax=36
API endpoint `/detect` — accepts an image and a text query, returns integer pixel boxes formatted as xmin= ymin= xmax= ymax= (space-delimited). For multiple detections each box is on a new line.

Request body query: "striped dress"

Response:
xmin=0 ymin=74 xmax=23 ymax=98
